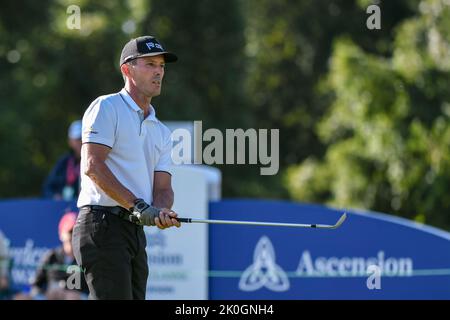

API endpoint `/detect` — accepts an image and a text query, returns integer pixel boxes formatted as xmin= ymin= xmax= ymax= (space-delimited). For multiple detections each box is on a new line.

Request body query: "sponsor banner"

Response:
xmin=0 ymin=195 xmax=208 ymax=300
xmin=208 ymin=200 xmax=450 ymax=299
xmin=3 ymin=198 xmax=450 ymax=299
xmin=0 ymin=164 xmax=214 ymax=300
xmin=146 ymin=165 xmax=209 ymax=300
xmin=0 ymin=199 xmax=76 ymax=292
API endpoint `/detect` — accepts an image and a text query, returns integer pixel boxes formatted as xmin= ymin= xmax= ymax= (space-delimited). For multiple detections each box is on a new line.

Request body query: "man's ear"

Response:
xmin=120 ymin=63 xmax=131 ymax=78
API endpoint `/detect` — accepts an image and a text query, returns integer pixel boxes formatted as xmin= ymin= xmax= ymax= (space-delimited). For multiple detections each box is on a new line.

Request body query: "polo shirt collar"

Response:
xmin=119 ymin=88 xmax=158 ymax=122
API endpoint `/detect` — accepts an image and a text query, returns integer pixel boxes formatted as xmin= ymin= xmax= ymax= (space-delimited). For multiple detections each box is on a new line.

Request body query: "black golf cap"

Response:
xmin=119 ymin=36 xmax=178 ymax=66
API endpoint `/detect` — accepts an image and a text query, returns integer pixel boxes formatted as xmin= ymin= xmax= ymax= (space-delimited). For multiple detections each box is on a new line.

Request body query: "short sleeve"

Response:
xmin=154 ymin=126 xmax=173 ymax=175
xmin=82 ymin=98 xmax=116 ymax=148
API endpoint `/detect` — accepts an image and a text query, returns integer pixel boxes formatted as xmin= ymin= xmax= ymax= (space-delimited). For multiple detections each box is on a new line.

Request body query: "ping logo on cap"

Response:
xmin=146 ymin=42 xmax=163 ymax=51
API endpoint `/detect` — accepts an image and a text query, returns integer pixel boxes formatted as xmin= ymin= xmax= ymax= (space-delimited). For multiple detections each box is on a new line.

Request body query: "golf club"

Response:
xmin=175 ymin=212 xmax=347 ymax=229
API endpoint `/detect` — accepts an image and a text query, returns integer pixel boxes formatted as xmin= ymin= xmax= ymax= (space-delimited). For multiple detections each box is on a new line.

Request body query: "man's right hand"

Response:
xmin=130 ymin=199 xmax=160 ymax=226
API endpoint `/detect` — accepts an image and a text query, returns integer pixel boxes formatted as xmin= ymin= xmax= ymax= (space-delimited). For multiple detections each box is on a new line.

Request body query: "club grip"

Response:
xmin=175 ymin=217 xmax=192 ymax=223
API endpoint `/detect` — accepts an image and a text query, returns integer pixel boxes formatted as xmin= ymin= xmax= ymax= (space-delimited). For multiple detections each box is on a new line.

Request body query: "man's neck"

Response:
xmin=124 ymin=84 xmax=152 ymax=117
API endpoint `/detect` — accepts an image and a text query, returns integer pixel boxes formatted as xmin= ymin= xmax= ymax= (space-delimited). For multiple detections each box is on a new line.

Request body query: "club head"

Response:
xmin=332 ymin=213 xmax=347 ymax=229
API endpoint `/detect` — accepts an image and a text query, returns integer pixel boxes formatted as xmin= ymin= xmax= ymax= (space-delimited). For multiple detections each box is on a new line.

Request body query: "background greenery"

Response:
xmin=1 ymin=0 xmax=449 ymax=229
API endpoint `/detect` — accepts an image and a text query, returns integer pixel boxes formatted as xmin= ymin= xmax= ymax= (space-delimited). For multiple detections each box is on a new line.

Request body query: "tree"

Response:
xmin=242 ymin=0 xmax=415 ymax=198
xmin=0 ymin=0 xmax=132 ymax=197
xmin=0 ymin=0 xmax=250 ymax=198
xmin=286 ymin=0 xmax=450 ymax=230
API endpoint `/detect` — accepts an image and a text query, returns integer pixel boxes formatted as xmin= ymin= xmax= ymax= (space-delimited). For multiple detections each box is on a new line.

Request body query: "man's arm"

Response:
xmin=152 ymin=172 xmax=180 ymax=228
xmin=84 ymin=143 xmax=178 ymax=228
xmin=152 ymin=172 xmax=174 ymax=209
xmin=83 ymin=143 xmax=137 ymax=209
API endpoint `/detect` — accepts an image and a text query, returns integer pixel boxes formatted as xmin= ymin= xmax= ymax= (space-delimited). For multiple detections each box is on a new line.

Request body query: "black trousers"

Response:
xmin=72 ymin=206 xmax=148 ymax=300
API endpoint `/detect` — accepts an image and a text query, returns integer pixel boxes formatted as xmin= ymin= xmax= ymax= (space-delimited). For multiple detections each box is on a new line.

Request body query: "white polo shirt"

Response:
xmin=77 ymin=88 xmax=173 ymax=208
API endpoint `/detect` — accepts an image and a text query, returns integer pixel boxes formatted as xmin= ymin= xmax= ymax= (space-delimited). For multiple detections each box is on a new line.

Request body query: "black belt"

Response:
xmin=83 ymin=205 xmax=141 ymax=225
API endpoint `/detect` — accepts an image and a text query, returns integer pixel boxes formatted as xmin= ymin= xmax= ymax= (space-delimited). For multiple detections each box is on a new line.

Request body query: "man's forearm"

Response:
xmin=152 ymin=188 xmax=174 ymax=209
xmin=87 ymin=161 xmax=136 ymax=209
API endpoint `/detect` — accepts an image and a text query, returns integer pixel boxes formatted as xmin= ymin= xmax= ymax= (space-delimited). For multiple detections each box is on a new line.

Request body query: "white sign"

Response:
xmin=146 ymin=165 xmax=219 ymax=299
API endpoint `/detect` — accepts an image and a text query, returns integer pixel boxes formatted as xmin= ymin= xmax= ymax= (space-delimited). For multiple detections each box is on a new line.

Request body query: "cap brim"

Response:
xmin=135 ymin=51 xmax=178 ymax=63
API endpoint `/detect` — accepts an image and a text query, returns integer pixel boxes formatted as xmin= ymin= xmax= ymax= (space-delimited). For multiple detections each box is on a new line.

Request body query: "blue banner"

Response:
xmin=2 ymin=199 xmax=450 ymax=299
xmin=208 ymin=200 xmax=450 ymax=299
xmin=0 ymin=199 xmax=77 ymax=292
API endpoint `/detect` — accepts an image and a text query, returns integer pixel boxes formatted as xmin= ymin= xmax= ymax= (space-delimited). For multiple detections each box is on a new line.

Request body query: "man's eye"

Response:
xmin=146 ymin=62 xmax=165 ymax=69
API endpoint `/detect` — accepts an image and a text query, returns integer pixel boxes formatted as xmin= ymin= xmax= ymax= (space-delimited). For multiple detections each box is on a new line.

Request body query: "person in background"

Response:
xmin=0 ymin=230 xmax=11 ymax=299
xmin=42 ymin=120 xmax=82 ymax=200
xmin=30 ymin=212 xmax=89 ymax=300
xmin=0 ymin=230 xmax=33 ymax=300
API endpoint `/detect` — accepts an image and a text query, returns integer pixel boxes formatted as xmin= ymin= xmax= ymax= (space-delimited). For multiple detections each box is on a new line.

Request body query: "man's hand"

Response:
xmin=154 ymin=208 xmax=181 ymax=229
xmin=131 ymin=199 xmax=181 ymax=229
xmin=131 ymin=199 xmax=160 ymax=226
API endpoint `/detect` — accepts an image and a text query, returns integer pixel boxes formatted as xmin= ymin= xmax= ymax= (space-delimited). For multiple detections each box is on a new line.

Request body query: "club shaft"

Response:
xmin=175 ymin=217 xmax=343 ymax=229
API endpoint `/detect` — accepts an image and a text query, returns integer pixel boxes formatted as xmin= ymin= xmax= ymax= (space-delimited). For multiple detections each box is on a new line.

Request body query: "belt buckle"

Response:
xmin=118 ymin=207 xmax=141 ymax=225
xmin=128 ymin=214 xmax=142 ymax=225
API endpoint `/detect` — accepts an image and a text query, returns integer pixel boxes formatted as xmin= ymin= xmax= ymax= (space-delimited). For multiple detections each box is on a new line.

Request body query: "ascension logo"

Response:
xmin=239 ymin=236 xmax=290 ymax=292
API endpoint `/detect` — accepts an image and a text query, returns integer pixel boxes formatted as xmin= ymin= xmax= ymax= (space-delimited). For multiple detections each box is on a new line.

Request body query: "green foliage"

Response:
xmin=140 ymin=0 xmax=249 ymax=128
xmin=0 ymin=0 xmax=249 ymax=198
xmin=0 ymin=0 xmax=130 ymax=197
xmin=241 ymin=0 xmax=415 ymax=198
xmin=287 ymin=0 xmax=450 ymax=229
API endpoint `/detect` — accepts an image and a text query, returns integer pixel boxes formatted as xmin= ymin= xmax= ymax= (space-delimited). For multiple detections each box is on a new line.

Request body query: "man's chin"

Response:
xmin=144 ymin=90 xmax=161 ymax=98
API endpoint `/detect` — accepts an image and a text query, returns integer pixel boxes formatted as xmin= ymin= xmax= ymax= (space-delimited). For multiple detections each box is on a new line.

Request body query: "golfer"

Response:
xmin=72 ymin=35 xmax=181 ymax=300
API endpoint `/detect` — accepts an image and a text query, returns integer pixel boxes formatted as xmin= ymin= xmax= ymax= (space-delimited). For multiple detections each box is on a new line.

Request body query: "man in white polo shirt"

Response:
xmin=72 ymin=35 xmax=181 ymax=300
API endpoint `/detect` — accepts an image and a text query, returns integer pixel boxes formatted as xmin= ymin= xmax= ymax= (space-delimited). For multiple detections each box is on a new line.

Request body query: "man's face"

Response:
xmin=126 ymin=55 xmax=166 ymax=98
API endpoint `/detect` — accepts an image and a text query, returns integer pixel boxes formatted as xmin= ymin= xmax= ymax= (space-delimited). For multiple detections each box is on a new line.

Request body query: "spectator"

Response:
xmin=0 ymin=230 xmax=32 ymax=300
xmin=0 ymin=230 xmax=11 ymax=299
xmin=30 ymin=212 xmax=89 ymax=300
xmin=42 ymin=120 xmax=82 ymax=200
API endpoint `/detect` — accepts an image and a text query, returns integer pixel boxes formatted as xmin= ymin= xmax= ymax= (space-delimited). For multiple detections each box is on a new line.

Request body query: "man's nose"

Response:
xmin=155 ymin=66 xmax=164 ymax=75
